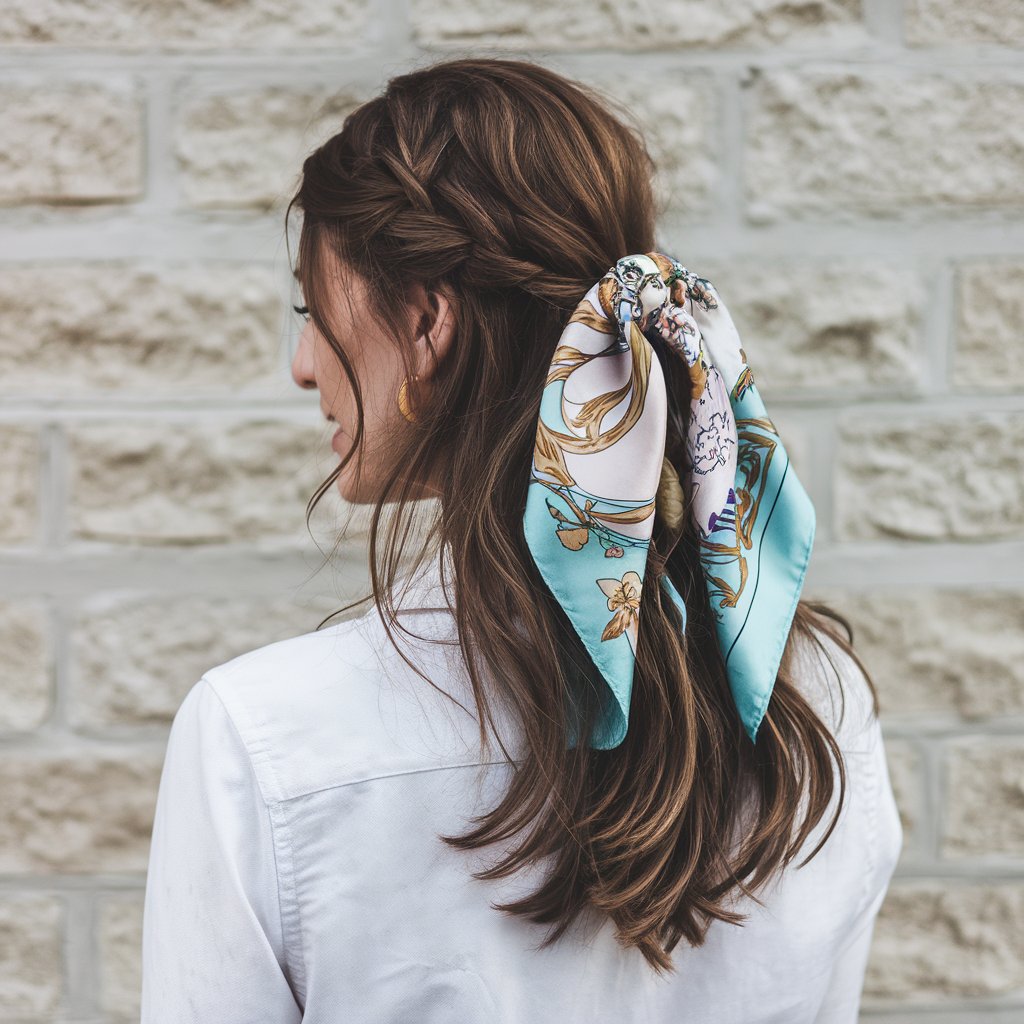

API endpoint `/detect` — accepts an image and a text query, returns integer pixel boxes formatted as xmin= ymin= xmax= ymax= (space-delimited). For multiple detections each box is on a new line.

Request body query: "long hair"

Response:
xmin=285 ymin=56 xmax=879 ymax=975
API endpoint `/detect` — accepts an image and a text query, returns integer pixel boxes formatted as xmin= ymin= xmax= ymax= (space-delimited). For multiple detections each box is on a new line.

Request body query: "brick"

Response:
xmin=825 ymin=590 xmax=1024 ymax=718
xmin=953 ymin=260 xmax=1024 ymax=392
xmin=0 ymin=0 xmax=369 ymax=48
xmin=835 ymin=413 xmax=1024 ymax=541
xmin=71 ymin=593 xmax=343 ymax=727
xmin=0 ymin=751 xmax=162 ymax=873
xmin=906 ymin=0 xmax=1024 ymax=46
xmin=176 ymin=86 xmax=365 ymax=210
xmin=944 ymin=739 xmax=1024 ymax=858
xmin=98 ymin=896 xmax=143 ymax=1018
xmin=865 ymin=882 xmax=1024 ymax=999
xmin=0 ymin=426 xmax=39 ymax=543
xmin=745 ymin=71 xmax=1024 ymax=219
xmin=0 ymin=599 xmax=51 ymax=732
xmin=412 ymin=0 xmax=863 ymax=50
xmin=0 ymin=895 xmax=62 ymax=1013
xmin=174 ymin=74 xmax=718 ymax=217
xmin=67 ymin=419 xmax=342 ymax=545
xmin=707 ymin=262 xmax=925 ymax=396
xmin=0 ymin=83 xmax=142 ymax=204
xmin=0 ymin=264 xmax=281 ymax=395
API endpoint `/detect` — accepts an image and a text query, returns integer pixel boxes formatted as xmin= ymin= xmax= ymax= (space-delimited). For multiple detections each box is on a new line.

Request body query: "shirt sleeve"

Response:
xmin=141 ymin=675 xmax=303 ymax=1024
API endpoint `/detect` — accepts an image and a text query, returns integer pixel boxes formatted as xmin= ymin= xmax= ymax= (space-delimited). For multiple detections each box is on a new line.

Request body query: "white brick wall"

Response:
xmin=1 ymin=1 xmax=1022 ymax=1018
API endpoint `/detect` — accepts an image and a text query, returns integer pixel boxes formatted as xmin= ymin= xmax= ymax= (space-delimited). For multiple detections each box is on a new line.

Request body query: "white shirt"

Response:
xmin=141 ymin=545 xmax=902 ymax=1023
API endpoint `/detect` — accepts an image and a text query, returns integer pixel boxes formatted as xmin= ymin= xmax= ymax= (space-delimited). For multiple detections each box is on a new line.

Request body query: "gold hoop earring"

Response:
xmin=397 ymin=375 xmax=419 ymax=423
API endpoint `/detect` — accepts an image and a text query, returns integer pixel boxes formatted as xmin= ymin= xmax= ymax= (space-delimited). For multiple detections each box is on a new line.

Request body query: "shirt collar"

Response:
xmin=390 ymin=537 xmax=457 ymax=614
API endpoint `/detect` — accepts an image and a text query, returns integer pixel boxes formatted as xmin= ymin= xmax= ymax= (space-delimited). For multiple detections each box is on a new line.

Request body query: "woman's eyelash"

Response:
xmin=292 ymin=304 xmax=310 ymax=320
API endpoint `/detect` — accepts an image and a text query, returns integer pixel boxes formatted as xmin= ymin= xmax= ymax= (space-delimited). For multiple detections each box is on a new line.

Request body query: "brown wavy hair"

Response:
xmin=285 ymin=56 xmax=879 ymax=975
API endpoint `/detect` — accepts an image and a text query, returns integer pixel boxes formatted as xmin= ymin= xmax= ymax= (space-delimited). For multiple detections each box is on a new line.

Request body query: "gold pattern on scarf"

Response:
xmin=699 ymin=420 xmax=779 ymax=612
xmin=532 ymin=311 xmax=654 ymax=495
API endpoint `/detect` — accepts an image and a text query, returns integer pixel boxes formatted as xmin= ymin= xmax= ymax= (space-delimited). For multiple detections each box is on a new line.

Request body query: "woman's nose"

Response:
xmin=291 ymin=325 xmax=318 ymax=391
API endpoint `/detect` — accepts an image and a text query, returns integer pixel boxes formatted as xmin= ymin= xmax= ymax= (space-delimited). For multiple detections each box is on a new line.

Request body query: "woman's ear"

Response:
xmin=409 ymin=283 xmax=456 ymax=383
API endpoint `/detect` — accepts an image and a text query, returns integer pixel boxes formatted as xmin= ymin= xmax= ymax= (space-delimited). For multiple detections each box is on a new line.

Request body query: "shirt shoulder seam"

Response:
xmin=199 ymin=674 xmax=309 ymax=1006
xmin=273 ymin=758 xmax=519 ymax=806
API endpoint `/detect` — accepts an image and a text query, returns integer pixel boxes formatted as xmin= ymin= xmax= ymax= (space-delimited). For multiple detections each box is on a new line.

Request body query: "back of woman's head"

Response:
xmin=287 ymin=56 xmax=875 ymax=976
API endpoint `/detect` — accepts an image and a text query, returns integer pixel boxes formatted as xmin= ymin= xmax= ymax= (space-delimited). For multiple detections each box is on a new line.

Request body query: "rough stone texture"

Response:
xmin=745 ymin=71 xmax=1024 ymax=220
xmin=67 ymin=419 xmax=343 ymax=545
xmin=71 ymin=592 xmax=346 ymax=727
xmin=0 ymin=0 xmax=370 ymax=48
xmin=0 ymin=83 xmax=142 ymax=205
xmin=865 ymin=883 xmax=1024 ymax=999
xmin=0 ymin=895 xmax=62 ymax=1014
xmin=175 ymin=73 xmax=721 ymax=218
xmin=953 ymin=260 xmax=1024 ymax=393
xmin=0 ymin=426 xmax=38 ymax=543
xmin=707 ymin=262 xmax=925 ymax=396
xmin=580 ymin=72 xmax=719 ymax=219
xmin=834 ymin=413 xmax=1024 ymax=541
xmin=0 ymin=750 xmax=162 ymax=873
xmin=98 ymin=896 xmax=143 ymax=1019
xmin=0 ymin=264 xmax=282 ymax=394
xmin=0 ymin=745 xmax=160 ymax=872
xmin=1 ymin=2 xmax=1023 ymax=1014
xmin=882 ymin=739 xmax=920 ymax=855
xmin=0 ymin=599 xmax=51 ymax=732
xmin=823 ymin=589 xmax=1024 ymax=719
xmin=906 ymin=0 xmax=1024 ymax=46
xmin=412 ymin=0 xmax=864 ymax=50
xmin=176 ymin=86 xmax=368 ymax=211
xmin=944 ymin=740 xmax=1024 ymax=859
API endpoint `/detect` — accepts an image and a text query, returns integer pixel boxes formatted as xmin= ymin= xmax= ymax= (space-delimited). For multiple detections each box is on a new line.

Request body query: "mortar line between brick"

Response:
xmin=929 ymin=258 xmax=956 ymax=396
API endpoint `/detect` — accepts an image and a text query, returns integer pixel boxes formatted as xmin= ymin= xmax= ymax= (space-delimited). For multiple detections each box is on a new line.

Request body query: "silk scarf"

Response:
xmin=523 ymin=252 xmax=816 ymax=749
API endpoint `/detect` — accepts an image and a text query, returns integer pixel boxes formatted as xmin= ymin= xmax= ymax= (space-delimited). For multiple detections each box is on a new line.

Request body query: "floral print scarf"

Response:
xmin=524 ymin=252 xmax=816 ymax=749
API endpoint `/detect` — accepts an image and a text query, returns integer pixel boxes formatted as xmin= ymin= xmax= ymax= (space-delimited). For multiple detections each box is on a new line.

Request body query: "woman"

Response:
xmin=141 ymin=57 xmax=902 ymax=1023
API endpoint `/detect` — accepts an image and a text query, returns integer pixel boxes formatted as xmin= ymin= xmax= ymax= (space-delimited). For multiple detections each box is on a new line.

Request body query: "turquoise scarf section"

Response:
xmin=523 ymin=253 xmax=816 ymax=750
